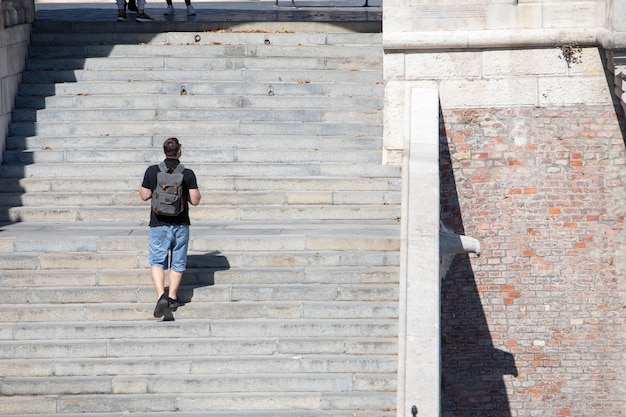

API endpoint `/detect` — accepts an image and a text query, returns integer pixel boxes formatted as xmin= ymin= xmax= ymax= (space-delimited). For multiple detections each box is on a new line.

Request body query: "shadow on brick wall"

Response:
xmin=439 ymin=112 xmax=518 ymax=417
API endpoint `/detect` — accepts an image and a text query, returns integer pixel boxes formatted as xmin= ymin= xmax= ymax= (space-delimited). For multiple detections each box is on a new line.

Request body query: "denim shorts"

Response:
xmin=148 ymin=225 xmax=190 ymax=272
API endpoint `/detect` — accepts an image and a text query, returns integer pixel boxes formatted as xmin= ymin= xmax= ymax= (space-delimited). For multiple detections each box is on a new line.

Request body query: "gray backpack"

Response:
xmin=151 ymin=162 xmax=185 ymax=216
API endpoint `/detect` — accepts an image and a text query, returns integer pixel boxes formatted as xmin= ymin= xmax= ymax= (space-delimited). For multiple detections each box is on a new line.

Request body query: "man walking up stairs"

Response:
xmin=0 ymin=4 xmax=400 ymax=415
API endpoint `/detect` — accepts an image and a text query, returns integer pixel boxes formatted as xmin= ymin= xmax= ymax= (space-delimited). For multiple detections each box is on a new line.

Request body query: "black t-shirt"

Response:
xmin=142 ymin=158 xmax=199 ymax=226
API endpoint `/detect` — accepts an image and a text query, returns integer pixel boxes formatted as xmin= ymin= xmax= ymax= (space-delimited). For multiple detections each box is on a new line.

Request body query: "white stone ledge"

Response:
xmin=383 ymin=28 xmax=626 ymax=50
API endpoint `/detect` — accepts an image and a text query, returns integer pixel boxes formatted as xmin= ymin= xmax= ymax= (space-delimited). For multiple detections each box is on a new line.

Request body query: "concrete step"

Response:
xmin=0 ymin=392 xmax=396 ymax=415
xmin=0 ymin=176 xmax=400 ymax=193
xmin=2 ymin=147 xmax=383 ymax=164
xmin=14 ymin=95 xmax=383 ymax=112
xmin=24 ymin=54 xmax=382 ymax=71
xmin=6 ymin=135 xmax=383 ymax=151
xmin=0 ymin=354 xmax=397 ymax=376
xmin=1 ymin=189 xmax=400 ymax=206
xmin=29 ymin=31 xmax=382 ymax=47
xmin=0 ymin=336 xmax=397 ymax=359
xmin=0 ymin=204 xmax=401 ymax=222
xmin=0 ymin=265 xmax=399 ymax=287
xmin=0 ymin=161 xmax=398 ymax=179
xmin=0 ymin=300 xmax=399 ymax=322
xmin=0 ymin=372 xmax=396 ymax=396
xmin=21 ymin=67 xmax=382 ymax=84
xmin=0 ymin=319 xmax=398 ymax=340
xmin=0 ymin=248 xmax=400 ymax=269
xmin=0 ymin=282 xmax=398 ymax=304
xmin=9 ymin=119 xmax=382 ymax=137
xmin=17 ymin=80 xmax=384 ymax=98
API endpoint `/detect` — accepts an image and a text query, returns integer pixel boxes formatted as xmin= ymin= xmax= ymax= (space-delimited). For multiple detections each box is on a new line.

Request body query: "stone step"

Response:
xmin=0 ymin=372 xmax=396 ymax=396
xmin=0 ymin=161 xmax=398 ymax=179
xmin=0 ymin=204 xmax=401 ymax=222
xmin=0 ymin=336 xmax=397 ymax=359
xmin=0 ymin=300 xmax=399 ymax=322
xmin=0 ymin=222 xmax=400 ymax=252
xmin=0 ymin=283 xmax=398 ymax=304
xmin=6 ymin=135 xmax=383 ymax=151
xmin=0 ymin=265 xmax=399 ymax=286
xmin=0 ymin=354 xmax=397 ymax=377
xmin=2 ymin=148 xmax=383 ymax=164
xmin=0 ymin=189 xmax=400 ymax=206
xmin=17 ymin=80 xmax=384 ymax=98
xmin=24 ymin=55 xmax=382 ymax=71
xmin=29 ymin=31 xmax=382 ymax=47
xmin=0 ymin=176 xmax=400 ymax=193
xmin=0 ymin=392 xmax=396 ymax=415
xmin=10 ymin=106 xmax=381 ymax=124
xmin=0 ymin=249 xmax=400 ymax=270
xmin=0 ymin=319 xmax=398 ymax=340
xmin=14 ymin=95 xmax=383 ymax=112
xmin=9 ymin=119 xmax=382 ymax=137
xmin=21 ymin=68 xmax=382 ymax=84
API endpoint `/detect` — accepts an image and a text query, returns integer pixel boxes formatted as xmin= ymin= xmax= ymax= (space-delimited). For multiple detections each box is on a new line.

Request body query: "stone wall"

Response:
xmin=383 ymin=1 xmax=626 ymax=414
xmin=0 ymin=0 xmax=33 ymax=154
xmin=440 ymin=103 xmax=626 ymax=417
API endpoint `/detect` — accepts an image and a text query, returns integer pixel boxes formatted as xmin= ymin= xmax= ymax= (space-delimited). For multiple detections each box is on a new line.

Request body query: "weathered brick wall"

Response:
xmin=439 ymin=105 xmax=626 ymax=417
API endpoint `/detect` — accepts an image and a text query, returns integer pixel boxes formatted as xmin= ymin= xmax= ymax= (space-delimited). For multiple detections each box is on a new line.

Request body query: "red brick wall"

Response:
xmin=439 ymin=105 xmax=626 ymax=417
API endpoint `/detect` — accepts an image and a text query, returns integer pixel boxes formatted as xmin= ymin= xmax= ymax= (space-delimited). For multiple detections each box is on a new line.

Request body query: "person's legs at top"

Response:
xmin=115 ymin=0 xmax=127 ymax=21
xmin=135 ymin=0 xmax=155 ymax=21
xmin=185 ymin=0 xmax=196 ymax=16
xmin=164 ymin=0 xmax=175 ymax=15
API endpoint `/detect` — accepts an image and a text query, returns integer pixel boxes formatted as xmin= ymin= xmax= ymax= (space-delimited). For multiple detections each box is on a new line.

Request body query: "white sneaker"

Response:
xmin=163 ymin=5 xmax=174 ymax=15
xmin=186 ymin=4 xmax=196 ymax=15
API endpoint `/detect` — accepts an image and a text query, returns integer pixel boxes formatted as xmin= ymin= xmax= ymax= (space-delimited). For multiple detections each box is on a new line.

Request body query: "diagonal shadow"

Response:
xmin=175 ymin=250 xmax=230 ymax=304
xmin=439 ymin=110 xmax=518 ymax=417
xmin=161 ymin=251 xmax=230 ymax=321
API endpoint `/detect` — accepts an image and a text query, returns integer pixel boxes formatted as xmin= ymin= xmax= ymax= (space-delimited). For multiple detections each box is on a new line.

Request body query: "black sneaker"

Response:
xmin=117 ymin=11 xmax=128 ymax=21
xmin=153 ymin=294 xmax=169 ymax=318
xmin=168 ymin=297 xmax=185 ymax=311
xmin=136 ymin=13 xmax=155 ymax=22
xmin=127 ymin=0 xmax=138 ymax=12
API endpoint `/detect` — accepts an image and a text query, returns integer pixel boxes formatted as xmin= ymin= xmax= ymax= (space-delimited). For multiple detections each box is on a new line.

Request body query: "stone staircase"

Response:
xmin=0 ymin=19 xmax=401 ymax=416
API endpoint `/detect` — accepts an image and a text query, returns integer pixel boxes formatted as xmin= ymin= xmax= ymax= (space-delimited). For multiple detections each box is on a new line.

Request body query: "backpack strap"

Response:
xmin=157 ymin=162 xmax=185 ymax=174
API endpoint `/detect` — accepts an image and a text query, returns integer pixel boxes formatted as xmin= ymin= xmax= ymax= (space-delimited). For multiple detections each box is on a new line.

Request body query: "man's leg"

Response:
xmin=168 ymin=270 xmax=183 ymax=300
xmin=151 ymin=265 xmax=166 ymax=297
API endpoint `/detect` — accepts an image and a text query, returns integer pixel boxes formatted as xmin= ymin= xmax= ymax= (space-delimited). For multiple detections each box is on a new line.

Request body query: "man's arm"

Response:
xmin=188 ymin=188 xmax=201 ymax=206
xmin=139 ymin=186 xmax=152 ymax=201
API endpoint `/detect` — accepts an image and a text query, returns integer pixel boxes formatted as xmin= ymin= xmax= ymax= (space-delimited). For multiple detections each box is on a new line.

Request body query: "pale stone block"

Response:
xmin=566 ymin=47 xmax=606 ymax=77
xmin=538 ymin=76 xmax=613 ymax=106
xmin=440 ymin=78 xmax=538 ymax=108
xmin=0 ymin=237 xmax=13 ymax=252
xmin=542 ymin=1 xmax=605 ymax=29
xmin=383 ymin=80 xmax=407 ymax=152
xmin=486 ymin=3 xmax=543 ymax=30
xmin=382 ymin=7 xmax=413 ymax=33
xmin=405 ymin=51 xmax=482 ymax=80
xmin=409 ymin=3 xmax=487 ymax=31
xmin=613 ymin=0 xmax=626 ymax=31
xmin=112 ymin=377 xmax=148 ymax=394
xmin=383 ymin=51 xmax=404 ymax=80
xmin=483 ymin=48 xmax=566 ymax=77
